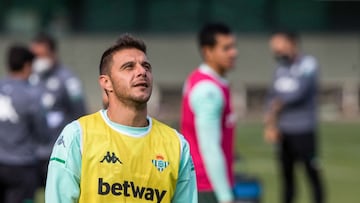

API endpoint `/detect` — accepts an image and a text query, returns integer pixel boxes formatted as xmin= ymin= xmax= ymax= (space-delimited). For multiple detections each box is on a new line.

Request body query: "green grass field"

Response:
xmin=35 ymin=121 xmax=359 ymax=203
xmin=235 ymin=121 xmax=360 ymax=203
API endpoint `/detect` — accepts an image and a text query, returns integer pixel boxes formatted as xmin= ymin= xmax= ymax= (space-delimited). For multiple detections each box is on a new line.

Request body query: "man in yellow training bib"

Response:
xmin=45 ymin=34 xmax=198 ymax=203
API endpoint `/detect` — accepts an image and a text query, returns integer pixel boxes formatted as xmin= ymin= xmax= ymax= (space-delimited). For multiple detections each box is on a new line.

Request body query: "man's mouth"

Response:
xmin=133 ymin=82 xmax=148 ymax=88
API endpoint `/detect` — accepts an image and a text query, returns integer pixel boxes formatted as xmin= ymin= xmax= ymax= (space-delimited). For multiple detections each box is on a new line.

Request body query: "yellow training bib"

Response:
xmin=78 ymin=112 xmax=180 ymax=203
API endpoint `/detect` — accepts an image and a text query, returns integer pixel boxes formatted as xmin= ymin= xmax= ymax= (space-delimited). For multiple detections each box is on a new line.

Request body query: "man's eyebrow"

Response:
xmin=120 ymin=61 xmax=134 ymax=68
xmin=142 ymin=61 xmax=151 ymax=66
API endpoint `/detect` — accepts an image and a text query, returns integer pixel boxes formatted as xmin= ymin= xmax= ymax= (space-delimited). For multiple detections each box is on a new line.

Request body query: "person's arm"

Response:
xmin=277 ymin=57 xmax=318 ymax=107
xmin=263 ymin=70 xmax=285 ymax=143
xmin=45 ymin=121 xmax=82 ymax=203
xmin=29 ymin=90 xmax=51 ymax=144
xmin=190 ymin=81 xmax=234 ymax=202
xmin=264 ymin=82 xmax=278 ymax=126
xmin=172 ymin=132 xmax=198 ymax=203
xmin=65 ymin=77 xmax=87 ymax=117
xmin=263 ymin=98 xmax=282 ymax=144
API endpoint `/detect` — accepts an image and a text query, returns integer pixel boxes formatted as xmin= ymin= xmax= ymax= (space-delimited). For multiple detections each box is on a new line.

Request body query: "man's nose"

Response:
xmin=229 ymin=48 xmax=238 ymax=58
xmin=232 ymin=48 xmax=238 ymax=57
xmin=134 ymin=63 xmax=146 ymax=76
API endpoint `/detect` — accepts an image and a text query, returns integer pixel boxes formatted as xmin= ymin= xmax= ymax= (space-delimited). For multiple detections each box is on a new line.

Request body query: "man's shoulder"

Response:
xmin=194 ymin=79 xmax=221 ymax=89
xmin=299 ymin=55 xmax=318 ymax=76
xmin=300 ymin=55 xmax=318 ymax=67
xmin=50 ymin=120 xmax=82 ymax=166
xmin=78 ymin=111 xmax=101 ymax=123
xmin=186 ymin=67 xmax=201 ymax=77
xmin=50 ymin=64 xmax=78 ymax=81
xmin=186 ymin=68 xmax=213 ymax=83
xmin=301 ymin=54 xmax=317 ymax=62
xmin=151 ymin=118 xmax=176 ymax=132
xmin=190 ymin=80 xmax=224 ymax=102
xmin=0 ymin=78 xmax=13 ymax=91
xmin=56 ymin=120 xmax=82 ymax=146
xmin=1 ymin=80 xmax=37 ymax=100
xmin=151 ymin=118 xmax=188 ymax=155
xmin=53 ymin=64 xmax=84 ymax=99
xmin=0 ymin=78 xmax=5 ymax=86
xmin=151 ymin=118 xmax=182 ymax=139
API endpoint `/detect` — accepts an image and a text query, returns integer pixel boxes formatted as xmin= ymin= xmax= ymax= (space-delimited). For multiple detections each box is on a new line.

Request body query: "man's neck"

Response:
xmin=106 ymin=99 xmax=148 ymax=127
xmin=204 ymin=61 xmax=225 ymax=77
xmin=9 ymin=72 xmax=27 ymax=80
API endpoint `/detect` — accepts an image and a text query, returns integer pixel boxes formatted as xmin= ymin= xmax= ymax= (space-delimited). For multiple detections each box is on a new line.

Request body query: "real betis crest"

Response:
xmin=152 ymin=155 xmax=169 ymax=172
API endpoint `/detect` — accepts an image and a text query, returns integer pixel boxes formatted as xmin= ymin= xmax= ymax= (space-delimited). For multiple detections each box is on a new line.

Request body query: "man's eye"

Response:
xmin=124 ymin=64 xmax=133 ymax=69
xmin=224 ymin=44 xmax=235 ymax=52
xmin=143 ymin=64 xmax=151 ymax=71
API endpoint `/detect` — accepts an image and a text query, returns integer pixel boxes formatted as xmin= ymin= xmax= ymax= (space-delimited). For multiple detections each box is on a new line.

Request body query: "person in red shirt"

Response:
xmin=181 ymin=23 xmax=238 ymax=203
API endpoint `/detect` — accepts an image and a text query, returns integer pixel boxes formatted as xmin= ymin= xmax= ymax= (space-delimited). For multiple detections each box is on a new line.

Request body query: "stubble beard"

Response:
xmin=114 ymin=89 xmax=152 ymax=110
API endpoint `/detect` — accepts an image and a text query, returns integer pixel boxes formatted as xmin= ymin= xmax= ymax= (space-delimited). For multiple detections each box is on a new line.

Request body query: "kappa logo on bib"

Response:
xmin=100 ymin=151 xmax=123 ymax=164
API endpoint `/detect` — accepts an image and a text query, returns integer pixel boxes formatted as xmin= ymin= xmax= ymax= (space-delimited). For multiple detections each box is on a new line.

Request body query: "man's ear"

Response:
xmin=24 ymin=62 xmax=32 ymax=76
xmin=99 ymin=75 xmax=113 ymax=93
xmin=202 ymin=46 xmax=212 ymax=60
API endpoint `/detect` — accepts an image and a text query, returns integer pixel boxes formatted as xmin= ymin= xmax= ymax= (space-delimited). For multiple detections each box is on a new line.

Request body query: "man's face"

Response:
xmin=30 ymin=42 xmax=53 ymax=58
xmin=205 ymin=34 xmax=238 ymax=72
xmin=102 ymin=48 xmax=153 ymax=105
xmin=269 ymin=34 xmax=297 ymax=62
xmin=30 ymin=42 xmax=55 ymax=73
xmin=23 ymin=62 xmax=33 ymax=79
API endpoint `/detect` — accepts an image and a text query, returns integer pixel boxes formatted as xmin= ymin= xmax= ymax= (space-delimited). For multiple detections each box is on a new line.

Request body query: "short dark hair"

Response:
xmin=32 ymin=33 xmax=57 ymax=53
xmin=198 ymin=23 xmax=232 ymax=48
xmin=272 ymin=30 xmax=299 ymax=44
xmin=7 ymin=44 xmax=35 ymax=72
xmin=99 ymin=34 xmax=147 ymax=75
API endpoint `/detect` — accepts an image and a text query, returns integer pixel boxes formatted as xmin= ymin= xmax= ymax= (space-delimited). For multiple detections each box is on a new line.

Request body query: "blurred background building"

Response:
xmin=0 ymin=0 xmax=360 ymax=122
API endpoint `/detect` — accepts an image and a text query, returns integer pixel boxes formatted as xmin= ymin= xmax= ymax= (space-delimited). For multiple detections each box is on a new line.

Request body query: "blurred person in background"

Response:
xmin=180 ymin=23 xmax=238 ymax=203
xmin=29 ymin=33 xmax=87 ymax=188
xmin=0 ymin=44 xmax=49 ymax=203
xmin=45 ymin=34 xmax=197 ymax=203
xmin=264 ymin=31 xmax=324 ymax=203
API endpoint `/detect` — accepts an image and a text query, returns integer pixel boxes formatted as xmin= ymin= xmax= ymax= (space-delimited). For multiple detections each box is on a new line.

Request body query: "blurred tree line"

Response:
xmin=0 ymin=0 xmax=360 ymax=34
